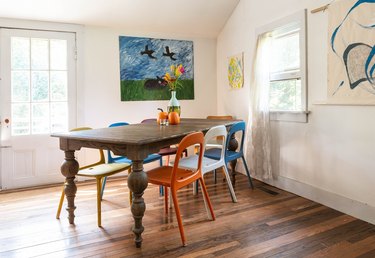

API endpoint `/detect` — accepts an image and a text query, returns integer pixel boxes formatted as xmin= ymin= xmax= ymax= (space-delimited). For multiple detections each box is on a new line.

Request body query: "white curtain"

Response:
xmin=246 ymin=33 xmax=273 ymax=180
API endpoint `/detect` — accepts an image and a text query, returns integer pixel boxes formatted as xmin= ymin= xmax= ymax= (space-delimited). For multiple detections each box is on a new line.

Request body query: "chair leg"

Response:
xmin=159 ymin=186 xmax=164 ymax=196
xmin=222 ymin=165 xmax=237 ymax=203
xmin=193 ymin=180 xmax=198 ymax=195
xmin=213 ymin=169 xmax=217 ymax=184
xmin=56 ymin=183 xmax=65 ymax=219
xmin=241 ymin=156 xmax=254 ymax=189
xmin=100 ymin=176 xmax=107 ymax=200
xmin=171 ymin=189 xmax=186 ymax=246
xmin=166 ymin=155 xmax=170 ymax=166
xmin=169 ymin=188 xmax=173 ymax=209
xmin=164 ymin=186 xmax=169 ymax=214
xmin=96 ymin=177 xmax=102 ymax=227
xmin=199 ymin=178 xmax=215 ymax=221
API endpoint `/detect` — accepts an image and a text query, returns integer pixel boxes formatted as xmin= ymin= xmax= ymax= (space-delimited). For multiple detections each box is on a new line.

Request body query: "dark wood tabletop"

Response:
xmin=52 ymin=118 xmax=239 ymax=248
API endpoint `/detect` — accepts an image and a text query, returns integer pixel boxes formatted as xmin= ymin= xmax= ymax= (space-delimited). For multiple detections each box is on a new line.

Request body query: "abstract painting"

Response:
xmin=119 ymin=36 xmax=194 ymax=101
xmin=328 ymin=0 xmax=375 ymax=104
xmin=227 ymin=53 xmax=244 ymax=89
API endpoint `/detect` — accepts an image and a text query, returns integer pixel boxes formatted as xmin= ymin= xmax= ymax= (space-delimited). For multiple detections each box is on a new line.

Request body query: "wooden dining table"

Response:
xmin=51 ymin=118 xmax=238 ymax=247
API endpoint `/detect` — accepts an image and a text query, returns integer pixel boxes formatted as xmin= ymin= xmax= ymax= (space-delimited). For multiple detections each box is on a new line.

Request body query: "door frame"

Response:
xmin=0 ymin=18 xmax=84 ymax=190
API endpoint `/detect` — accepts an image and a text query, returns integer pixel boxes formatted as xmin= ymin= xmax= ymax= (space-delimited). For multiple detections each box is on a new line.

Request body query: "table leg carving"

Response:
xmin=127 ymin=160 xmax=148 ymax=248
xmin=228 ymin=134 xmax=238 ymax=184
xmin=61 ymin=150 xmax=79 ymax=224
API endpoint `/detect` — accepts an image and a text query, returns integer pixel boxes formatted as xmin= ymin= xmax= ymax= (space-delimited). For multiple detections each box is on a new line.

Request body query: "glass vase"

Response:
xmin=167 ymin=90 xmax=181 ymax=115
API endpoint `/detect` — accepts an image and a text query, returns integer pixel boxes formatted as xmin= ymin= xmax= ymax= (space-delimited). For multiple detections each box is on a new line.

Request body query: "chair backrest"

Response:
xmin=107 ymin=122 xmax=130 ymax=163
xmin=206 ymin=115 xmax=233 ymax=120
xmin=71 ymin=127 xmax=105 ymax=165
xmin=207 ymin=116 xmax=233 ymax=142
xmin=141 ymin=118 xmax=157 ymax=124
xmin=171 ymin=132 xmax=204 ymax=187
xmin=225 ymin=121 xmax=246 ymax=155
xmin=109 ymin=122 xmax=129 ymax=128
xmin=204 ymin=125 xmax=227 ymax=161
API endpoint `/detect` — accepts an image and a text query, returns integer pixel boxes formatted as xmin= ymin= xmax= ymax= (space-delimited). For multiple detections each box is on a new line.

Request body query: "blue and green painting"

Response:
xmin=119 ymin=36 xmax=194 ymax=101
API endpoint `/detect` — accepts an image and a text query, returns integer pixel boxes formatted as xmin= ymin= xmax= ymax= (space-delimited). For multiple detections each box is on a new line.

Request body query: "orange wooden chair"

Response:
xmin=147 ymin=132 xmax=215 ymax=246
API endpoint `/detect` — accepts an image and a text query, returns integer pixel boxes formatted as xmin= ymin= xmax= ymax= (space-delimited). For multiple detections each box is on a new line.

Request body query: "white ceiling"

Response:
xmin=0 ymin=0 xmax=240 ymax=38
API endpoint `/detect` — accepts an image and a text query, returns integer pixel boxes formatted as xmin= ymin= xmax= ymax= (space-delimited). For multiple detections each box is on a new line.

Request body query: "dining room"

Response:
xmin=1 ymin=0 xmax=375 ymax=257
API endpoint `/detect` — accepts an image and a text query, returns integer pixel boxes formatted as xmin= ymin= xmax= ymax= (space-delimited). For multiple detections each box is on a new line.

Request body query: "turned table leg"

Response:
xmin=61 ymin=150 xmax=79 ymax=224
xmin=228 ymin=134 xmax=238 ymax=185
xmin=127 ymin=160 xmax=148 ymax=248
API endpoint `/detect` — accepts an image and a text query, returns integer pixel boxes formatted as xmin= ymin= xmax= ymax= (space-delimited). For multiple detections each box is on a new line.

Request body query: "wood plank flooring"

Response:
xmin=1 ymin=173 xmax=375 ymax=257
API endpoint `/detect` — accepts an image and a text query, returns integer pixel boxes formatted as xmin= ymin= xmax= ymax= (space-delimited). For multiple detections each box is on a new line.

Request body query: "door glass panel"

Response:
xmin=50 ymin=71 xmax=67 ymax=101
xmin=50 ymin=39 xmax=67 ymax=70
xmin=31 ymin=71 xmax=49 ymax=102
xmin=10 ymin=36 xmax=70 ymax=136
xmin=31 ymin=38 xmax=49 ymax=70
xmin=11 ymin=71 xmax=30 ymax=102
xmin=51 ymin=102 xmax=68 ymax=133
xmin=32 ymin=103 xmax=50 ymax=134
xmin=11 ymin=37 xmax=30 ymax=70
xmin=11 ymin=103 xmax=30 ymax=135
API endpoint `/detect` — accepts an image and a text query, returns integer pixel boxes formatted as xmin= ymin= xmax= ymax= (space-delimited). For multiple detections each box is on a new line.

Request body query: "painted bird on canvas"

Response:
xmin=141 ymin=45 xmax=156 ymax=59
xmin=163 ymin=46 xmax=176 ymax=60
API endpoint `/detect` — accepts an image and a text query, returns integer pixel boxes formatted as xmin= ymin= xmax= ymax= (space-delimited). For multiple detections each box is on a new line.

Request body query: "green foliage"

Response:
xmin=269 ymin=79 xmax=302 ymax=111
xmin=121 ymin=80 xmax=194 ymax=101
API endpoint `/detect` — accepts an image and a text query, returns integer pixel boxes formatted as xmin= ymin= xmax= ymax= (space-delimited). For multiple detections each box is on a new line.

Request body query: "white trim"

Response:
xmin=270 ymin=111 xmax=308 ymax=123
xmin=256 ymin=175 xmax=375 ymax=225
xmin=270 ymin=70 xmax=301 ymax=81
xmin=235 ymin=160 xmax=375 ymax=225
xmin=0 ymin=17 xmax=83 ymax=33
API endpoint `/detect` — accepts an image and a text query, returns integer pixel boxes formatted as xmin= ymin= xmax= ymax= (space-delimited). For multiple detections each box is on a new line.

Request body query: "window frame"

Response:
xmin=255 ymin=9 xmax=308 ymax=123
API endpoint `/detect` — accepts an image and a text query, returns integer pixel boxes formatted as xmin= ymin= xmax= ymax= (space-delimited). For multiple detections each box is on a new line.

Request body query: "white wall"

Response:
xmin=217 ymin=0 xmax=375 ymax=224
xmin=81 ymin=26 xmax=217 ymax=128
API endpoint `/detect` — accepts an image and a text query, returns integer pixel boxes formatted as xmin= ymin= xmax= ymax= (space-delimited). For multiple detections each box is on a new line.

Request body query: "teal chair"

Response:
xmin=203 ymin=121 xmax=254 ymax=188
xmin=101 ymin=122 xmax=163 ymax=200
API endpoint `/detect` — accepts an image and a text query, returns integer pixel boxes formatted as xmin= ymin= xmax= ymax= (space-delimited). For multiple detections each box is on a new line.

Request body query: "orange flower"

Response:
xmin=163 ymin=64 xmax=185 ymax=91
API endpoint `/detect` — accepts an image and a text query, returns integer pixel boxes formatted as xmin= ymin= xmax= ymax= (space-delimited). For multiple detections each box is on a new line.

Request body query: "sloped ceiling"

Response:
xmin=0 ymin=0 xmax=240 ymax=38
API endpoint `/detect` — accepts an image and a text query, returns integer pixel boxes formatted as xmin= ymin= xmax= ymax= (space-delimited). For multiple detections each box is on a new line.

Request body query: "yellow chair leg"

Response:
xmin=96 ymin=177 xmax=102 ymax=227
xmin=56 ymin=182 xmax=65 ymax=219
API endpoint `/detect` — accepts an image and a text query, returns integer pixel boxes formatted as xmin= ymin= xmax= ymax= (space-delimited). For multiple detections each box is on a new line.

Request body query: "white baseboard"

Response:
xmin=255 ymin=175 xmax=375 ymax=225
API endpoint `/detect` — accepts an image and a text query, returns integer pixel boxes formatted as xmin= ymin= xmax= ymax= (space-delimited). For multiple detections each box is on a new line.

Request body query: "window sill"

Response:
xmin=270 ymin=110 xmax=309 ymax=123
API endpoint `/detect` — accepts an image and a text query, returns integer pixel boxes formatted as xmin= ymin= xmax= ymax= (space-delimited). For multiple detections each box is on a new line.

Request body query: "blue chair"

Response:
xmin=101 ymin=122 xmax=163 ymax=199
xmin=204 ymin=121 xmax=254 ymax=189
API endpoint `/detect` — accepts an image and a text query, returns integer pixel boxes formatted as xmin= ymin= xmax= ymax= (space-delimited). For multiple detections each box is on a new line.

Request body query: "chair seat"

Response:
xmin=203 ymin=148 xmax=221 ymax=160
xmin=78 ymin=163 xmax=131 ymax=177
xmin=147 ymin=166 xmax=196 ymax=187
xmin=112 ymin=153 xmax=161 ymax=164
xmin=204 ymin=148 xmax=242 ymax=162
xmin=176 ymin=155 xmax=221 ymax=174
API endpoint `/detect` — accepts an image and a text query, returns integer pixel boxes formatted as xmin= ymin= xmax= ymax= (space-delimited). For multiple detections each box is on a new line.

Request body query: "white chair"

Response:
xmin=177 ymin=125 xmax=237 ymax=203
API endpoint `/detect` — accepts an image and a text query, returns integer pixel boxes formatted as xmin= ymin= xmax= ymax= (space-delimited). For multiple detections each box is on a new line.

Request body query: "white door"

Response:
xmin=0 ymin=29 xmax=76 ymax=189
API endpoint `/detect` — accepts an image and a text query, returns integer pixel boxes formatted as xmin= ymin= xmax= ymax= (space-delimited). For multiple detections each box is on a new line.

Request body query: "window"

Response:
xmin=10 ymin=37 xmax=69 ymax=135
xmin=258 ymin=10 xmax=307 ymax=122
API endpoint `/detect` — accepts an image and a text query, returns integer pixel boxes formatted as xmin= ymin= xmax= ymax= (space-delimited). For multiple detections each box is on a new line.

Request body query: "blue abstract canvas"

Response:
xmin=119 ymin=36 xmax=194 ymax=101
xmin=328 ymin=0 xmax=375 ymax=104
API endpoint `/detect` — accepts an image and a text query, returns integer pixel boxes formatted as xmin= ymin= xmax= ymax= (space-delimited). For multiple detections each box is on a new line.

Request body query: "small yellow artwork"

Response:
xmin=228 ymin=53 xmax=244 ymax=89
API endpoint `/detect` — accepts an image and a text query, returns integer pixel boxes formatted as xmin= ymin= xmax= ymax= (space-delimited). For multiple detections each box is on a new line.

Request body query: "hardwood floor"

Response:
xmin=1 ymin=172 xmax=375 ymax=257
